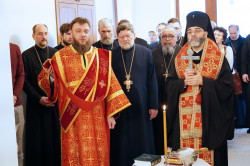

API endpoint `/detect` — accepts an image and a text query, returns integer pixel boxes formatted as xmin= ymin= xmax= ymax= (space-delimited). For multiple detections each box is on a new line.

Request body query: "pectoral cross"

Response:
xmin=124 ymin=75 xmax=133 ymax=92
xmin=181 ymin=49 xmax=200 ymax=69
xmin=163 ymin=72 xmax=168 ymax=78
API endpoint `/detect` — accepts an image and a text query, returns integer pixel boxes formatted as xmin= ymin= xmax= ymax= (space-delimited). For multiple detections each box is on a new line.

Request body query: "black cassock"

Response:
xmin=92 ymin=40 xmax=120 ymax=50
xmin=111 ymin=44 xmax=158 ymax=166
xmin=166 ymin=50 xmax=234 ymax=166
xmin=22 ymin=45 xmax=61 ymax=166
xmin=152 ymin=45 xmax=181 ymax=155
xmin=241 ymin=34 xmax=250 ymax=128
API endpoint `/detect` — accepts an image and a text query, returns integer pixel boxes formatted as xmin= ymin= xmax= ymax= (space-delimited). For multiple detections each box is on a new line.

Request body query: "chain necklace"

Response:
xmin=229 ymin=38 xmax=237 ymax=54
xmin=121 ymin=45 xmax=135 ymax=92
xmin=178 ymin=36 xmax=183 ymax=46
xmin=34 ymin=45 xmax=49 ymax=67
xmin=162 ymin=46 xmax=176 ymax=78
xmin=100 ymin=41 xmax=113 ymax=50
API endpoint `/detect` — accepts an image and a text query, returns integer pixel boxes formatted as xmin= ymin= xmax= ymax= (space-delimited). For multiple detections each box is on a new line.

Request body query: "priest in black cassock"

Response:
xmin=22 ymin=24 xmax=61 ymax=166
xmin=241 ymin=34 xmax=250 ymax=133
xmin=117 ymin=19 xmax=149 ymax=48
xmin=152 ymin=26 xmax=182 ymax=155
xmin=92 ymin=18 xmax=119 ymax=50
xmin=110 ymin=22 xmax=158 ymax=166
xmin=165 ymin=11 xmax=234 ymax=166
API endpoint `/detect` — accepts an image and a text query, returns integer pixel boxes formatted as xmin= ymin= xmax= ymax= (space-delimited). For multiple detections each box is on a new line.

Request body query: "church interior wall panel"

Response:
xmin=1 ymin=1 xmax=20 ymax=165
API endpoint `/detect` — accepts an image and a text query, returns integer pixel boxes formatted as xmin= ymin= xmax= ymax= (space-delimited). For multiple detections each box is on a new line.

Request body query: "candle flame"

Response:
xmin=162 ymin=105 xmax=166 ymax=111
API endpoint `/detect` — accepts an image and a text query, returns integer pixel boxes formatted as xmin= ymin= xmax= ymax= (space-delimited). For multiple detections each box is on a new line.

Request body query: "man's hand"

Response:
xmin=184 ymin=68 xmax=203 ymax=86
xmin=39 ymin=96 xmax=55 ymax=107
xmin=13 ymin=95 xmax=17 ymax=105
xmin=47 ymin=66 xmax=54 ymax=78
xmin=108 ymin=117 xmax=116 ymax=129
xmin=242 ymin=74 xmax=249 ymax=83
xmin=149 ymin=109 xmax=158 ymax=120
xmin=184 ymin=68 xmax=195 ymax=78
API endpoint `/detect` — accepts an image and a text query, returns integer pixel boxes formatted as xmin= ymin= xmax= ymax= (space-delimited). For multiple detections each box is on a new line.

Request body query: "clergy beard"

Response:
xmin=100 ymin=36 xmax=114 ymax=45
xmin=120 ymin=40 xmax=134 ymax=50
xmin=188 ymin=35 xmax=206 ymax=48
xmin=38 ymin=39 xmax=48 ymax=47
xmin=62 ymin=39 xmax=71 ymax=46
xmin=162 ymin=45 xmax=175 ymax=55
xmin=72 ymin=39 xmax=91 ymax=55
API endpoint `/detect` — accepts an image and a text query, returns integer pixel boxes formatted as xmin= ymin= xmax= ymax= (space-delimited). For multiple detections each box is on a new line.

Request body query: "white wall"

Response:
xmin=116 ymin=0 xmax=174 ymax=42
xmin=131 ymin=0 xmax=175 ymax=41
xmin=95 ymin=0 xmax=114 ymax=40
xmin=7 ymin=0 xmax=58 ymax=52
xmin=1 ymin=0 xmax=174 ymax=164
xmin=116 ymin=0 xmax=134 ymax=24
xmin=0 ymin=1 xmax=19 ymax=165
xmin=2 ymin=0 xmax=58 ymax=165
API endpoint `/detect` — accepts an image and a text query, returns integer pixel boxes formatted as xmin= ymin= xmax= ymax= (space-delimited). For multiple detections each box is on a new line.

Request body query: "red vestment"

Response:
xmin=175 ymin=38 xmax=224 ymax=166
xmin=38 ymin=45 xmax=130 ymax=166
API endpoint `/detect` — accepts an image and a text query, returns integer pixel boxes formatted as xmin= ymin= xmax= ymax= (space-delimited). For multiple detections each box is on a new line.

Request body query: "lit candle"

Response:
xmin=163 ymin=105 xmax=167 ymax=157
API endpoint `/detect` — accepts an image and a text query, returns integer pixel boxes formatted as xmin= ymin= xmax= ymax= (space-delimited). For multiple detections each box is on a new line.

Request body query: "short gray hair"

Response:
xmin=228 ymin=24 xmax=239 ymax=31
xmin=161 ymin=26 xmax=177 ymax=36
xmin=98 ymin=18 xmax=113 ymax=29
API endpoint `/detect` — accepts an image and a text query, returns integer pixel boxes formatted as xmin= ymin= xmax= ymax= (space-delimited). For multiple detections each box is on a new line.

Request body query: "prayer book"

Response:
xmin=133 ymin=154 xmax=161 ymax=166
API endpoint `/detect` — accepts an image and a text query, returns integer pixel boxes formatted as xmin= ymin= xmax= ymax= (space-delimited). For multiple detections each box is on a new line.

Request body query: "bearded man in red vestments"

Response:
xmin=38 ymin=17 xmax=130 ymax=166
xmin=165 ymin=11 xmax=234 ymax=166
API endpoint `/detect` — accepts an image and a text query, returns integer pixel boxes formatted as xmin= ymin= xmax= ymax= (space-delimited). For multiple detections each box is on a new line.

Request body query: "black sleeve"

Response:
xmin=241 ymin=35 xmax=250 ymax=74
xmin=201 ymin=58 xmax=234 ymax=149
xmin=22 ymin=52 xmax=42 ymax=103
xmin=147 ymin=50 xmax=159 ymax=109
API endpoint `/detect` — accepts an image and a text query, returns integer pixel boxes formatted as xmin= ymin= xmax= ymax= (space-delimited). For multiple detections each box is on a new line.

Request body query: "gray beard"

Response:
xmin=162 ymin=45 xmax=175 ymax=55
xmin=120 ymin=41 xmax=134 ymax=50
xmin=100 ymin=37 xmax=114 ymax=45
xmin=188 ymin=35 xmax=206 ymax=48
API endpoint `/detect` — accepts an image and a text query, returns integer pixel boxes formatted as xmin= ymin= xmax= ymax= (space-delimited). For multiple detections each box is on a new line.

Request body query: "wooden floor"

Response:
xmin=228 ymin=128 xmax=250 ymax=166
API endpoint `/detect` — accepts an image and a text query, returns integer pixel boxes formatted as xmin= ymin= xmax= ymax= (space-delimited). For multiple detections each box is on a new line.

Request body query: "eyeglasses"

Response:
xmin=187 ymin=28 xmax=204 ymax=35
xmin=119 ymin=34 xmax=134 ymax=40
xmin=161 ymin=35 xmax=175 ymax=39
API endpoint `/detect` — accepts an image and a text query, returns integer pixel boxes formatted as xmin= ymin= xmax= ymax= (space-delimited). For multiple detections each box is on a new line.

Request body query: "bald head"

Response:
xmin=32 ymin=24 xmax=48 ymax=48
xmin=33 ymin=24 xmax=48 ymax=34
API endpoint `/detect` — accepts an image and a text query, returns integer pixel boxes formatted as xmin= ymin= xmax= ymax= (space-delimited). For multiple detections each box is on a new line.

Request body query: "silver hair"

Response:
xmin=161 ymin=25 xmax=177 ymax=37
xmin=98 ymin=18 xmax=113 ymax=29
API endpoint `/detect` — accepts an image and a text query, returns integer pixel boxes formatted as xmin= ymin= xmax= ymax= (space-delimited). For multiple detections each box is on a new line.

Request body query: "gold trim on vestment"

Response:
xmin=55 ymin=51 xmax=66 ymax=84
xmin=215 ymin=52 xmax=224 ymax=79
xmin=38 ymin=73 xmax=50 ymax=96
xmin=60 ymin=47 xmax=96 ymax=120
xmin=92 ymin=48 xmax=99 ymax=101
xmin=106 ymin=90 xmax=124 ymax=103
xmin=62 ymin=107 xmax=81 ymax=133
xmin=107 ymin=103 xmax=131 ymax=119
xmin=65 ymin=81 xmax=78 ymax=87
xmin=105 ymin=51 xmax=112 ymax=98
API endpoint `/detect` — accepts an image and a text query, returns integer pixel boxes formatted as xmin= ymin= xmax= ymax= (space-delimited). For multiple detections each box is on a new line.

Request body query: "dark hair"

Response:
xmin=116 ymin=22 xmax=134 ymax=35
xmin=70 ymin=17 xmax=91 ymax=29
xmin=32 ymin=24 xmax=48 ymax=34
xmin=60 ymin=23 xmax=71 ymax=34
xmin=213 ymin=26 xmax=228 ymax=44
xmin=167 ymin=18 xmax=181 ymax=25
